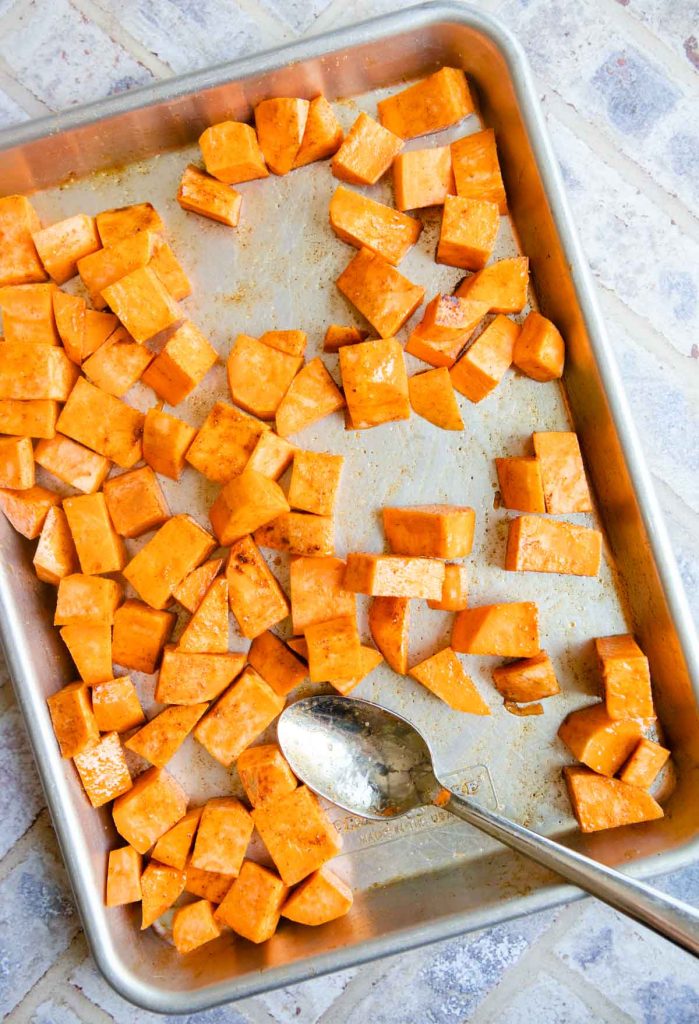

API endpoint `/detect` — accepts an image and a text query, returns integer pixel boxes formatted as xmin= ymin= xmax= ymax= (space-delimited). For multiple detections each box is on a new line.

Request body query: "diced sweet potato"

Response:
xmin=492 ymin=651 xmax=560 ymax=702
xmin=289 ymin=555 xmax=355 ymax=635
xmin=0 ymin=342 xmax=78 ymax=401
xmin=184 ymin=864 xmax=233 ymax=904
xmin=143 ymin=407 xmax=196 ymax=481
xmin=237 ymin=744 xmax=297 ymax=806
xmin=57 ymin=377 xmax=144 ymax=469
xmin=532 ymin=431 xmax=592 ymax=514
xmin=140 ymin=861 xmax=186 ymax=929
xmin=34 ymin=434 xmax=111 ymax=494
xmin=195 ymin=667 xmax=284 ymax=766
xmin=155 ymin=650 xmax=245 ymax=704
xmin=245 ymin=431 xmax=296 ymax=479
xmin=112 ymin=600 xmax=175 ymax=674
xmin=254 ymin=511 xmax=334 ymax=557
xmin=259 ymin=330 xmax=308 ymax=357
xmin=112 ymin=766 xmax=187 ymax=854
xmin=305 ymin=614 xmax=362 ymax=683
xmin=32 ymin=214 xmax=101 ymax=284
xmin=449 ymin=315 xmax=519 ymax=402
xmin=427 ymin=563 xmax=469 ymax=611
xmin=54 ymin=574 xmax=122 ymax=627
xmin=287 ymin=637 xmax=308 ymax=659
xmin=275 ymin=357 xmax=346 ymax=437
xmin=329 ymin=644 xmax=383 ymax=696
xmin=248 ymin=632 xmax=306 ymax=697
xmin=558 ymin=703 xmax=644 ymax=776
xmin=340 ymin=337 xmax=410 ymax=429
xmin=143 ymin=320 xmax=218 ymax=405
xmin=34 ymin=506 xmax=79 ymax=585
xmin=0 ymin=436 xmax=34 ymax=489
xmin=102 ymin=266 xmax=180 ymax=344
xmin=0 ymin=195 xmax=46 ymax=286
xmin=0 ymin=399 xmax=58 ymax=439
xmin=47 ymin=681 xmax=99 ymax=758
xmin=126 ymin=702 xmax=208 ymax=766
xmin=96 ymin=203 xmax=164 ymax=247
xmin=452 ymin=602 xmax=539 ymax=657
xmin=386 ymin=506 xmax=473 ymax=561
xmin=329 ymin=185 xmax=422 ymax=266
xmin=63 ymin=492 xmax=126 ymax=575
xmin=368 ymin=596 xmax=409 ymax=674
xmin=393 ymin=146 xmax=454 ymax=211
xmin=177 ymin=164 xmax=242 ymax=227
xmin=60 ymin=623 xmax=112 ymax=685
xmin=149 ymin=239 xmax=191 ymax=301
xmin=595 ymin=634 xmax=654 ymax=721
xmin=173 ymin=559 xmax=224 ymax=613
xmin=52 ymin=292 xmax=86 ymax=362
xmin=408 ymin=367 xmax=464 ymax=431
xmin=106 ymin=846 xmax=142 ymax=906
xmin=323 ymin=325 xmax=369 ymax=353
xmin=495 ymin=457 xmax=545 ymax=513
xmin=210 ymin=469 xmax=290 ymax=546
xmin=82 ymin=325 xmax=154 ymax=397
xmin=345 ymin=553 xmax=445 ymax=600
xmin=215 ymin=859 xmax=286 ymax=942
xmin=336 ymin=248 xmax=424 ymax=339
xmin=74 ymin=731 xmax=132 ymax=808
xmin=191 ymin=797 xmax=253 ymax=876
xmin=282 ymin=865 xmax=352 ymax=925
xmin=505 ymin=516 xmax=602 ymax=577
xmin=619 ymin=738 xmax=669 ymax=789
xmin=332 ymin=112 xmax=403 ymax=185
xmin=227 ymin=333 xmax=301 ymax=420
xmin=287 ymin=450 xmax=344 ymax=517
xmin=378 ymin=67 xmax=472 ymax=139
xmin=78 ymin=230 xmax=156 ymax=308
xmin=151 ymin=807 xmax=202 ymax=870
xmin=103 ymin=466 xmax=169 ymax=540
xmin=255 ymin=98 xmax=309 ymax=175
xmin=406 ymin=295 xmax=487 ymax=368
xmin=0 ymin=283 xmax=59 ymax=345
xmin=411 ymin=646 xmax=490 ymax=714
xmin=123 ymin=514 xmax=215 ymax=609
xmin=456 ymin=256 xmax=529 ymax=313
xmin=293 ymin=95 xmax=343 ymax=168
xmin=186 ymin=401 xmax=267 ymax=482
xmin=0 ymin=484 xmax=60 ymax=538
xmin=437 ymin=195 xmax=499 ymax=271
xmin=199 ymin=121 xmax=268 ymax=184
xmin=451 ymin=128 xmax=507 ymax=213
xmin=252 ymin=785 xmax=341 ymax=886
xmin=177 ymin=577 xmax=228 ymax=654
xmin=226 ymin=536 xmax=290 ymax=639
xmin=564 ymin=765 xmax=663 ymax=833
xmin=83 ymin=309 xmax=118 ymax=359
xmin=92 ymin=676 xmax=145 ymax=733
xmin=173 ymin=899 xmax=221 ymax=953
xmin=513 ymin=311 xmax=565 ymax=382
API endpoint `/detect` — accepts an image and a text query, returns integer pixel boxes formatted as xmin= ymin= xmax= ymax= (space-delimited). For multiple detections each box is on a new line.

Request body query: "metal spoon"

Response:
xmin=278 ymin=694 xmax=699 ymax=957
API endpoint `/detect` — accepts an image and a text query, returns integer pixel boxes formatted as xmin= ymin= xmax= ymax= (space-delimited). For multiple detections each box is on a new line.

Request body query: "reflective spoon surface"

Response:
xmin=278 ymin=694 xmax=699 ymax=957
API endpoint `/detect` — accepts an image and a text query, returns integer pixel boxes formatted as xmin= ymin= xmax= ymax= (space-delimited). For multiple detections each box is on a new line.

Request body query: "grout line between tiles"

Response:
xmin=234 ymin=0 xmax=296 ymax=44
xmin=68 ymin=0 xmax=174 ymax=80
xmin=0 ymin=810 xmax=51 ymax=884
xmin=601 ymin=0 xmax=699 ymax=92
xmin=0 ymin=58 xmax=52 ymax=117
xmin=9 ymin=936 xmax=108 ymax=1024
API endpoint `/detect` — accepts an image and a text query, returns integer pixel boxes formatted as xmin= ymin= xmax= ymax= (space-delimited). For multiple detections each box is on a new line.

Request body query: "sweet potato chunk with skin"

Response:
xmin=126 ymin=703 xmax=208 ymax=767
xmin=378 ymin=67 xmax=473 ymax=140
xmin=305 ymin=614 xmax=362 ymax=683
xmin=513 ymin=311 xmax=565 ymax=382
xmin=0 ymin=484 xmax=60 ymax=539
xmin=393 ymin=146 xmax=454 ymax=211
xmin=451 ymin=128 xmax=507 ymax=213
xmin=152 ymin=807 xmax=202 ymax=871
xmin=103 ymin=466 xmax=170 ymax=539
xmin=450 ymin=315 xmax=520 ymax=403
xmin=329 ymin=186 xmax=422 ymax=266
xmin=558 ymin=703 xmax=643 ymax=776
xmin=456 ymin=256 xmax=529 ymax=314
xmin=34 ymin=434 xmax=111 ymax=494
xmin=368 ymin=596 xmax=409 ymax=674
xmin=215 ymin=860 xmax=287 ymax=942
xmin=406 ymin=295 xmax=487 ymax=368
xmin=60 ymin=624 xmax=112 ymax=685
xmin=427 ymin=563 xmax=468 ymax=611
xmin=63 ymin=492 xmax=126 ymax=575
xmin=226 ymin=536 xmax=290 ymax=639
xmin=0 ymin=283 xmax=59 ymax=345
xmin=408 ymin=367 xmax=464 ymax=431
xmin=505 ymin=516 xmax=602 ymax=577
xmin=199 ymin=121 xmax=268 ymax=184
xmin=492 ymin=651 xmax=560 ymax=703
xmin=112 ymin=767 xmax=187 ymax=854
xmin=345 ymin=554 xmax=445 ymax=600
xmin=496 ymin=457 xmax=545 ymax=513
xmin=323 ymin=324 xmax=369 ymax=353
xmin=0 ymin=399 xmax=58 ymax=439
xmin=0 ymin=195 xmax=46 ymax=286
xmin=383 ymin=504 xmax=475 ymax=558
xmin=82 ymin=325 xmax=154 ymax=397
xmin=288 ymin=450 xmax=344 ymax=516
xmin=177 ymin=164 xmax=242 ymax=227
xmin=77 ymin=230 xmax=156 ymax=308
xmin=74 ymin=731 xmax=132 ymax=808
xmin=595 ymin=634 xmax=654 ymax=721
xmin=0 ymin=436 xmax=34 ymax=489
xmin=337 ymin=249 xmax=424 ymax=340
xmin=533 ymin=431 xmax=592 ymax=514
xmin=410 ymin=647 xmax=490 ymax=714
xmin=330 ymin=645 xmax=383 ymax=696
xmin=191 ymin=798 xmax=253 ymax=876
xmin=141 ymin=861 xmax=186 ymax=929
xmin=34 ymin=507 xmax=79 ymax=585
xmin=47 ymin=681 xmax=99 ymax=758
xmin=255 ymin=98 xmax=309 ymax=175
xmin=184 ymin=864 xmax=232 ymax=904
xmin=259 ymin=330 xmax=307 ymax=357
xmin=294 ymin=95 xmax=343 ymax=168
xmin=123 ymin=514 xmax=215 ymax=609
xmin=106 ymin=846 xmax=142 ymax=907
xmin=55 ymin=574 xmax=122 ymax=627
xmin=237 ymin=744 xmax=297 ymax=806
xmin=57 ymin=378 xmax=144 ymax=469
xmin=254 ymin=511 xmax=334 ymax=557
xmin=112 ymin=600 xmax=175 ymax=675
xmin=340 ymin=337 xmax=410 ymax=429
xmin=143 ymin=408 xmax=196 ymax=481
xmin=96 ymin=203 xmax=164 ymax=247
xmin=564 ymin=765 xmax=663 ymax=833
xmin=290 ymin=555 xmax=355 ymax=635
xmin=32 ymin=214 xmax=101 ymax=284
xmin=173 ymin=559 xmax=224 ymax=613
xmin=178 ymin=577 xmax=228 ymax=654
xmin=619 ymin=738 xmax=669 ymax=789
xmin=245 ymin=431 xmax=296 ymax=479
xmin=142 ymin=321 xmax=218 ymax=405
xmin=210 ymin=469 xmax=290 ymax=546
xmin=227 ymin=333 xmax=302 ymax=420
xmin=194 ymin=667 xmax=284 ymax=766
xmin=155 ymin=650 xmax=245 ymax=705
xmin=0 ymin=343 xmax=78 ymax=401
xmin=173 ymin=900 xmax=221 ymax=953
xmin=332 ymin=112 xmax=403 ymax=185
xmin=452 ymin=602 xmax=539 ymax=657
xmin=92 ymin=676 xmax=145 ymax=733
xmin=282 ymin=866 xmax=352 ymax=925
xmin=248 ymin=632 xmax=306 ymax=697
xmin=276 ymin=357 xmax=346 ymax=437
xmin=437 ymin=195 xmax=500 ymax=271
xmin=102 ymin=266 xmax=180 ymax=345
xmin=186 ymin=401 xmax=267 ymax=482
xmin=252 ymin=785 xmax=342 ymax=886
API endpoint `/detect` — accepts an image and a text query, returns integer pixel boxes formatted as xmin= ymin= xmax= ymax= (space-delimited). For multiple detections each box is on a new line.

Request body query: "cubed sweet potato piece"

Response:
xmin=195 ymin=667 xmax=284 ymax=766
xmin=452 ymin=602 xmax=539 ymax=657
xmin=34 ymin=434 xmax=111 ymax=493
xmin=57 ymin=377 xmax=144 ymax=469
xmin=149 ymin=239 xmax=191 ymax=301
xmin=595 ymin=634 xmax=654 ymax=721
xmin=112 ymin=600 xmax=175 ymax=674
xmin=78 ymin=230 xmax=156 ymax=308
xmin=558 ymin=703 xmax=644 ymax=776
xmin=384 ymin=504 xmax=475 ymax=558
xmin=184 ymin=864 xmax=233 ymax=904
xmin=427 ymin=563 xmax=469 ymax=611
xmin=340 ymin=337 xmax=410 ymax=429
xmin=248 ymin=632 xmax=306 ymax=697
xmin=619 ymin=738 xmax=669 ymax=789
xmin=186 ymin=401 xmax=267 ymax=482
xmin=329 ymin=185 xmax=421 ymax=266
xmin=50 ymin=290 xmax=86 ymax=361
xmin=83 ymin=309 xmax=118 ymax=359
xmin=34 ymin=506 xmax=79 ymax=585
xmin=210 ymin=469 xmax=290 ymax=546
xmin=492 ymin=651 xmax=560 ymax=702
xmin=305 ymin=614 xmax=362 ymax=683
xmin=406 ymin=295 xmax=487 ymax=368
xmin=564 ymin=765 xmax=663 ymax=833
xmin=245 ymin=431 xmax=296 ymax=479
xmin=282 ymin=866 xmax=352 ymax=925
xmin=63 ymin=492 xmax=126 ymax=575
xmin=151 ymin=807 xmax=202 ymax=871
xmin=143 ymin=408 xmax=196 ymax=481
xmin=449 ymin=315 xmax=519 ymax=402
xmin=0 ymin=484 xmax=60 ymax=538
xmin=255 ymin=98 xmax=309 ymax=175
xmin=227 ymin=333 xmax=302 ymax=420
xmin=82 ymin=325 xmax=154 ymax=397
xmin=199 ymin=121 xmax=268 ymax=184
xmin=378 ymin=67 xmax=473 ymax=139
xmin=173 ymin=899 xmax=221 ymax=953
xmin=177 ymin=164 xmax=242 ymax=227
xmin=123 ymin=514 xmax=215 ymax=609
xmin=226 ymin=536 xmax=290 ymax=639
xmin=252 ymin=785 xmax=342 ymax=886
xmin=393 ymin=146 xmax=454 ymax=211
xmin=177 ymin=577 xmax=228 ymax=654
xmin=323 ymin=325 xmax=369 ymax=353
xmin=289 ymin=555 xmax=355 ymax=635
xmin=254 ymin=511 xmax=334 ymax=557
xmin=259 ymin=330 xmax=308 ymax=358
xmin=0 ymin=283 xmax=59 ymax=345
xmin=332 ymin=111 xmax=403 ymax=185
xmin=103 ymin=466 xmax=169 ymax=539
xmin=532 ymin=431 xmax=592 ymax=514
xmin=287 ymin=450 xmax=344 ymax=517
xmin=191 ymin=797 xmax=253 ymax=876
xmin=141 ymin=861 xmax=186 ymax=929
xmin=155 ymin=650 xmax=245 ymax=704
xmin=0 ymin=436 xmax=34 ymax=489
xmin=47 ymin=681 xmax=99 ymax=758
xmin=437 ymin=195 xmax=499 ymax=271
xmin=456 ymin=256 xmax=529 ymax=314
xmin=237 ymin=744 xmax=297 ymax=806
xmin=287 ymin=637 xmax=308 ymax=659
xmin=329 ymin=644 xmax=383 ymax=696
xmin=215 ymin=860 xmax=286 ymax=942
xmin=408 ymin=367 xmax=464 ymax=431
xmin=92 ymin=676 xmax=145 ymax=733
xmin=345 ymin=553 xmax=445 ymax=600
xmin=505 ymin=516 xmax=602 ymax=577
xmin=112 ymin=766 xmax=187 ymax=854
xmin=96 ymin=203 xmax=164 ymax=247
xmin=410 ymin=647 xmax=489 ymax=714
xmin=451 ymin=128 xmax=507 ymax=213
xmin=55 ymin=574 xmax=122 ymax=626
xmin=32 ymin=214 xmax=101 ymax=284
xmin=142 ymin=320 xmax=218 ymax=405
xmin=275 ymin=357 xmax=346 ymax=437
xmin=293 ymin=95 xmax=343 ymax=168
xmin=0 ymin=195 xmax=46 ymax=286
xmin=0 ymin=399 xmax=58 ymax=439
xmin=126 ymin=703 xmax=208 ymax=767
xmin=0 ymin=342 xmax=78 ymax=401
xmin=336 ymin=249 xmax=424 ymax=340
xmin=173 ymin=559 xmax=224 ymax=613
xmin=367 ymin=595 xmax=409 ymax=674
xmin=513 ymin=311 xmax=565 ymax=382
xmin=74 ymin=731 xmax=132 ymax=808
xmin=60 ymin=623 xmax=112 ymax=685
xmin=102 ymin=266 xmax=180 ymax=344
xmin=106 ymin=846 xmax=142 ymax=906
xmin=495 ymin=457 xmax=545 ymax=513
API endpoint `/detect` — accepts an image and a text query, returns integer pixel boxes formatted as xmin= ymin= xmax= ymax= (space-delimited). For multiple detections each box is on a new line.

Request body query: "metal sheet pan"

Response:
xmin=0 ymin=2 xmax=697 ymax=1013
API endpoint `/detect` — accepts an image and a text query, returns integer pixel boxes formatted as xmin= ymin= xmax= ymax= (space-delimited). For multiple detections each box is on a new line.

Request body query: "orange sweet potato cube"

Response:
xmin=619 ymin=738 xmax=669 ymax=789
xmin=451 ymin=128 xmax=507 ymax=213
xmin=60 ymin=623 xmax=113 ymax=685
xmin=259 ymin=330 xmax=307 ymax=357
xmin=215 ymin=860 xmax=286 ymax=942
xmin=558 ymin=703 xmax=644 ymax=776
xmin=332 ymin=112 xmax=403 ymax=185
xmin=287 ymin=637 xmax=308 ymax=659
xmin=452 ymin=602 xmax=539 ymax=657
xmin=209 ymin=469 xmax=290 ymax=546
xmin=194 ymin=667 xmax=284 ymax=766
xmin=0 ymin=194 xmax=46 ymax=286
xmin=248 ymin=632 xmax=307 ymax=696
xmin=344 ymin=553 xmax=445 ymax=600
xmin=63 ymin=492 xmax=126 ymax=575
xmin=32 ymin=214 xmax=101 ymax=284
xmin=252 ymin=785 xmax=342 ymax=886
xmin=293 ymin=95 xmax=343 ymax=168
xmin=186 ymin=402 xmax=268 ymax=483
xmin=173 ymin=559 xmax=224 ymax=613
xmin=305 ymin=614 xmax=362 ymax=683
xmin=57 ymin=377 xmax=144 ymax=469
xmin=190 ymin=797 xmax=253 ymax=876
xmin=237 ymin=744 xmax=297 ymax=806
xmin=184 ymin=864 xmax=233 ymax=904
xmin=103 ymin=466 xmax=170 ymax=538
xmin=0 ymin=283 xmax=59 ymax=345
xmin=408 ymin=367 xmax=464 ymax=431
xmin=81 ymin=325 xmax=153 ymax=397
xmin=74 ymin=731 xmax=132 ymax=808
xmin=106 ymin=846 xmax=142 ymax=907
xmin=52 ymin=291 xmax=86 ymax=361
xmin=323 ymin=325 xmax=369 ymax=353
xmin=288 ymin=450 xmax=344 ymax=516
xmin=142 ymin=320 xmax=218 ymax=405
xmin=450 ymin=314 xmax=520 ymax=402
xmin=393 ymin=146 xmax=454 ymax=211
xmin=96 ymin=202 xmax=164 ymax=247
xmin=177 ymin=577 xmax=228 ymax=654
xmin=155 ymin=650 xmax=245 ymax=704
xmin=427 ymin=563 xmax=469 ymax=611
xmin=47 ymin=681 xmax=99 ymax=758
xmin=437 ymin=195 xmax=500 ymax=270
xmin=255 ymin=98 xmax=309 ymax=175
xmin=199 ymin=121 xmax=268 ymax=184
xmin=254 ymin=511 xmax=334 ymax=557
xmin=495 ymin=457 xmax=546 ymax=513
xmin=173 ymin=899 xmax=221 ymax=953
xmin=533 ymin=431 xmax=592 ymax=514
xmin=513 ymin=311 xmax=565 ymax=381
xmin=406 ymin=295 xmax=488 ymax=368
xmin=378 ymin=67 xmax=473 ymax=140
xmin=227 ymin=333 xmax=302 ymax=419
xmin=0 ymin=342 xmax=78 ymax=401
xmin=33 ymin=506 xmax=79 ymax=585
xmin=329 ymin=186 xmax=421 ymax=266
xmin=410 ymin=647 xmax=490 ymax=714
xmin=0 ymin=399 xmax=58 ymax=439
xmin=140 ymin=861 xmax=186 ymax=929
xmin=92 ymin=676 xmax=145 ymax=733
xmin=0 ymin=436 xmax=34 ymax=489
xmin=595 ymin=634 xmax=654 ymax=721
xmin=54 ymin=574 xmax=122 ymax=626
xmin=112 ymin=599 xmax=175 ymax=674
xmin=289 ymin=555 xmax=355 ymax=635
xmin=77 ymin=230 xmax=156 ymax=308
xmin=368 ymin=595 xmax=409 ymax=674
xmin=123 ymin=514 xmax=215 ymax=609
xmin=275 ymin=358 xmax=345 ymax=437
xmin=143 ymin=407 xmax=196 ymax=480
xmin=226 ymin=536 xmax=289 ymax=639
xmin=125 ymin=703 xmax=208 ymax=766
xmin=151 ymin=807 xmax=202 ymax=870
xmin=336 ymin=249 xmax=424 ymax=339
xmin=492 ymin=651 xmax=560 ymax=702
xmin=383 ymin=504 xmax=475 ymax=558
xmin=149 ymin=239 xmax=191 ymax=301
xmin=564 ymin=766 xmax=663 ymax=833
xmin=34 ymin=434 xmax=111 ymax=494
xmin=0 ymin=484 xmax=60 ymax=538
xmin=112 ymin=766 xmax=187 ymax=854
xmin=245 ymin=431 xmax=297 ymax=479
xmin=282 ymin=866 xmax=352 ymax=925
xmin=102 ymin=266 xmax=180 ymax=344
xmin=456 ymin=256 xmax=529 ymax=313
xmin=177 ymin=164 xmax=242 ymax=227
xmin=340 ymin=337 xmax=410 ymax=429
xmin=329 ymin=644 xmax=383 ymax=696
xmin=506 ymin=516 xmax=602 ymax=577
xmin=83 ymin=309 xmax=119 ymax=359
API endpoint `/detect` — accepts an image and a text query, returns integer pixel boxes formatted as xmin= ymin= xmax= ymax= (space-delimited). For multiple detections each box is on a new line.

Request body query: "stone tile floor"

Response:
xmin=0 ymin=0 xmax=697 ymax=1020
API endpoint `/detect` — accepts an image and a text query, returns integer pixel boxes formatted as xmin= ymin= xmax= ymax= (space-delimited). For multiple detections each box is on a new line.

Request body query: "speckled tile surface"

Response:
xmin=0 ymin=1 xmax=696 ymax=1021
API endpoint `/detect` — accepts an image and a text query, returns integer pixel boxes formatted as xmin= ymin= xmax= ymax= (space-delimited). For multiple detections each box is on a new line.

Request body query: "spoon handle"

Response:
xmin=441 ymin=789 xmax=699 ymax=957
